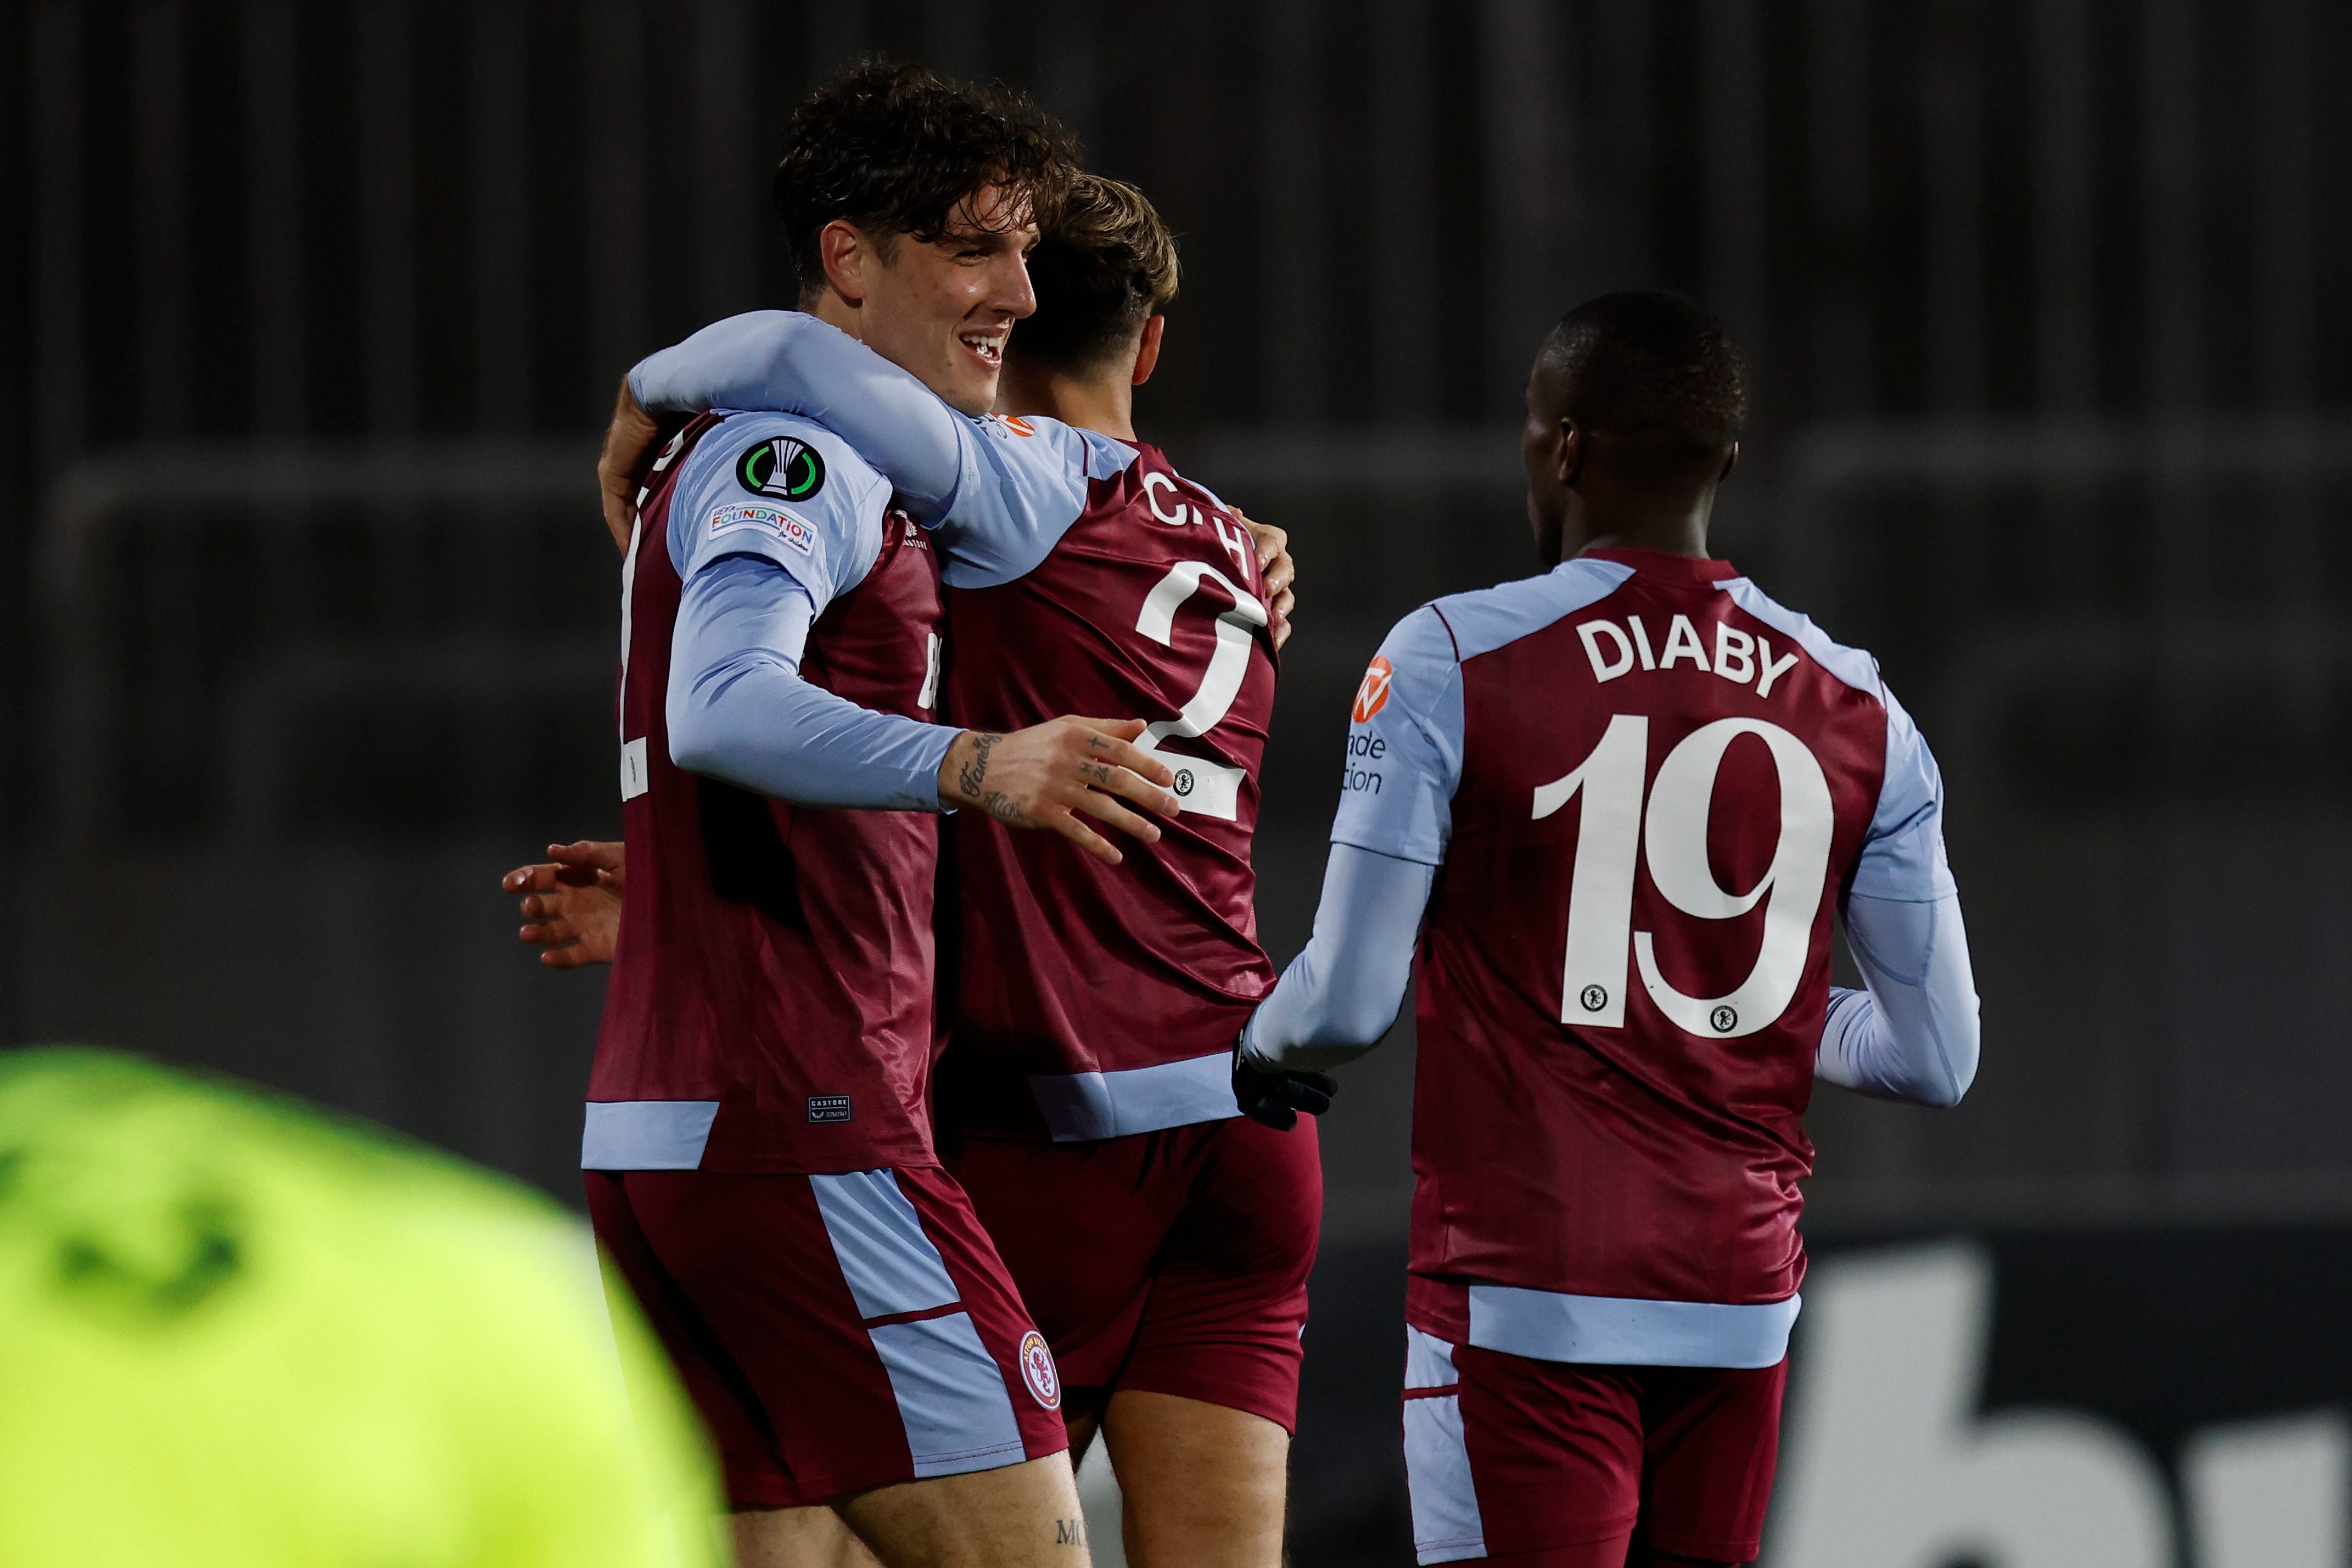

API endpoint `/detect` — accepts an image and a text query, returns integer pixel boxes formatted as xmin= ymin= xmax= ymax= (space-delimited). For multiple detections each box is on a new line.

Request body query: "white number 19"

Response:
xmin=1532 ymin=715 xmax=1833 ymax=1038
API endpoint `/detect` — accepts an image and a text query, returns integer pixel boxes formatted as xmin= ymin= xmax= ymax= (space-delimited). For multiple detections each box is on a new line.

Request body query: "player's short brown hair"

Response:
xmin=1010 ymin=174 xmax=1181 ymax=376
xmin=772 ymin=60 xmax=1078 ymax=303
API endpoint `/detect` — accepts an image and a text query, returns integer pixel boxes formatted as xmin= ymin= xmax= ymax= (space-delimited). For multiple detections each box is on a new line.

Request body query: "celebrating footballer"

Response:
xmin=508 ymin=58 xmax=1980 ymax=1568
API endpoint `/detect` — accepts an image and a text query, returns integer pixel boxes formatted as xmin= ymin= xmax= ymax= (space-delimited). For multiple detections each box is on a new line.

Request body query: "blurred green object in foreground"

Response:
xmin=0 ymin=1046 xmax=724 ymax=1568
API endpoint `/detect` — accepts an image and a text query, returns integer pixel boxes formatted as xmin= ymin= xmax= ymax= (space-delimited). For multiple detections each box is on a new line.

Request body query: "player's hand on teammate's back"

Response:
xmin=596 ymin=379 xmax=666 ymax=554
xmin=1231 ymin=1044 xmax=1339 ymax=1130
xmin=502 ymin=840 xmax=626 ymax=967
xmin=1236 ymin=510 xmax=1297 ymax=649
xmin=937 ymin=718 xmax=1183 ymax=866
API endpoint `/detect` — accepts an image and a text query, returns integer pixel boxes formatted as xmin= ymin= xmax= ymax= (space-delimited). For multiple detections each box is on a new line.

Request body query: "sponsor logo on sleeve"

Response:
xmin=1018 ymin=1329 xmax=1062 ymax=1409
xmin=737 ymin=435 xmax=827 ymax=501
xmin=707 ymin=502 xmax=817 ymax=555
xmin=1352 ymin=656 xmax=1395 ymax=723
xmin=805 ymin=1095 xmax=852 ymax=1123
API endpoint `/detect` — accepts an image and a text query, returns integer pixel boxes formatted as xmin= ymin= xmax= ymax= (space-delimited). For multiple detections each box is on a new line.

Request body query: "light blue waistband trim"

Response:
xmin=1466 ymin=1284 xmax=1800 ymax=1370
xmin=1027 ymin=1051 xmax=1237 ymax=1141
xmin=581 ymin=1100 xmax=720 ymax=1169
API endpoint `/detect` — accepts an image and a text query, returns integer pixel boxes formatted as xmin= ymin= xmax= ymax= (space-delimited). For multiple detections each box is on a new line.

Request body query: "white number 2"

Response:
xmin=1132 ymin=561 xmax=1268 ymax=820
xmin=1532 ymin=715 xmax=1833 ymax=1038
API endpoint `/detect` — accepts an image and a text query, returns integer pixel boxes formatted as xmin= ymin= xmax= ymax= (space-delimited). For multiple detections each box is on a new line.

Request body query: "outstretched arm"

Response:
xmin=671 ymin=553 xmax=1179 ymax=862
xmin=1239 ymin=842 xmax=1433 ymax=1090
xmin=630 ymin=311 xmax=997 ymax=525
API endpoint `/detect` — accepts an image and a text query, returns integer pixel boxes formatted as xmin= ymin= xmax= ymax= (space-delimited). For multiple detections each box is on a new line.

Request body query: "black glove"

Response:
xmin=1233 ymin=1040 xmax=1338 ymax=1130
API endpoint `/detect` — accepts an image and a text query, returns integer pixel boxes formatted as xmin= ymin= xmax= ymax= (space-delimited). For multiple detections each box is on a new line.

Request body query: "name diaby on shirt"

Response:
xmin=1337 ymin=609 xmax=1807 ymax=800
xmin=1577 ymin=612 xmax=1801 ymax=698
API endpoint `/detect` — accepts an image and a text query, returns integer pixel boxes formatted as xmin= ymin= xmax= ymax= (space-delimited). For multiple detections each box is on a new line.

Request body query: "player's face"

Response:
xmin=1521 ymin=375 xmax=1571 ymax=566
xmin=861 ymin=185 xmax=1039 ymax=417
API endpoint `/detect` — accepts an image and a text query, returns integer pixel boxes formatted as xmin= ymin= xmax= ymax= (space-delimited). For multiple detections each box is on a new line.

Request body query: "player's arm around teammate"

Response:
xmin=611 ymin=177 xmax=1311 ymax=1568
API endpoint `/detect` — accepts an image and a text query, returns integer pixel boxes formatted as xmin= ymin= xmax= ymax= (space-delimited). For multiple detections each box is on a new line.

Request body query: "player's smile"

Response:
xmin=836 ymin=183 xmax=1038 ymax=418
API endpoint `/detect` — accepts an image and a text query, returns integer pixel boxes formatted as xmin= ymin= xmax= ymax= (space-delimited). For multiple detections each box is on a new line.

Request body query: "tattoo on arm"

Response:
xmin=1056 ymin=1517 xmax=1087 ymax=1547
xmin=957 ymin=732 xmax=1002 ymax=803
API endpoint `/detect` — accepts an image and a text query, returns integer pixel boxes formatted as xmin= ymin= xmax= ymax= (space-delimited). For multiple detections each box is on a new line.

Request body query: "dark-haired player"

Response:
xmin=1237 ymin=292 xmax=1981 ymax=1567
xmin=614 ymin=175 xmax=1312 ymax=1568
xmin=580 ymin=66 xmax=1185 ymax=1568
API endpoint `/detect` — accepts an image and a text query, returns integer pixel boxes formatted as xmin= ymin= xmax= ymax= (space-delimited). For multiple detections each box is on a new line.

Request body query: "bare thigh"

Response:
xmin=836 ymin=1453 xmax=1091 ymax=1568
xmin=733 ymin=1505 xmax=884 ymax=1568
xmin=1101 ymin=1389 xmax=1289 ymax=1568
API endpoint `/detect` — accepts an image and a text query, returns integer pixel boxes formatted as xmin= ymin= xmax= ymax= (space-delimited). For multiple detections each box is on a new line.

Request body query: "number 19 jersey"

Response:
xmin=937 ymin=434 xmax=1280 ymax=1143
xmin=1337 ymin=546 xmax=1955 ymax=1369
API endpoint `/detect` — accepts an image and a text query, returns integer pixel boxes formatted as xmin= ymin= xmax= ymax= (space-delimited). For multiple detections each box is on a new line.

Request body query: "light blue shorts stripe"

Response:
xmin=809 ymin=1170 xmax=961 ymax=1320
xmin=1466 ymin=1284 xmax=1800 ymax=1369
xmin=580 ymin=1100 xmax=719 ymax=1169
xmin=1403 ymin=1330 xmax=1485 ymax=1564
xmin=1027 ymin=1051 xmax=1237 ymax=1141
xmin=867 ymin=1312 xmax=1028 ymax=1479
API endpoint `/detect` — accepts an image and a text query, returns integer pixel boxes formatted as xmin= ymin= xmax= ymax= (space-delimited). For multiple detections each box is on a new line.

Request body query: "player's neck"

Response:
xmin=1565 ymin=495 xmax=1716 ymax=563
xmin=999 ymin=363 xmax=1137 ymax=443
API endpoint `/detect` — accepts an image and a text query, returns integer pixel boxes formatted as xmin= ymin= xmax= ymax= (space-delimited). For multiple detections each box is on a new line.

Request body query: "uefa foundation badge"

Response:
xmin=1018 ymin=1330 xmax=1062 ymax=1410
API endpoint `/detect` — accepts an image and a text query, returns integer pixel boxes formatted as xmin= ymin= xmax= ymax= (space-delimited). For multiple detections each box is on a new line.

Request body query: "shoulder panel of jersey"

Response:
xmin=664 ymin=411 xmax=894 ymax=614
xmin=936 ymin=415 xmax=1143 ymax=589
xmin=1330 ymin=556 xmax=1636 ymax=865
xmin=1716 ymin=575 xmax=1954 ymax=904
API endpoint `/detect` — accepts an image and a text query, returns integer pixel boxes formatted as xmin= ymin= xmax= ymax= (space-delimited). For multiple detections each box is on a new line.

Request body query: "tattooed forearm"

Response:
xmin=956 ymin=732 xmax=1003 ymax=802
xmin=1055 ymin=1517 xmax=1087 ymax=1547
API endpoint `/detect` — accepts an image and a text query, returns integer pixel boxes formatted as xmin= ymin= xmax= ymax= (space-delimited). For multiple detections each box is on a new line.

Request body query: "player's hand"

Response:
xmin=1233 ymin=1042 xmax=1337 ymax=1130
xmin=1236 ymin=509 xmax=1297 ymax=650
xmin=596 ymin=379 xmax=664 ymax=555
xmin=501 ymin=840 xmax=626 ymax=967
xmin=938 ymin=718 xmax=1182 ymax=866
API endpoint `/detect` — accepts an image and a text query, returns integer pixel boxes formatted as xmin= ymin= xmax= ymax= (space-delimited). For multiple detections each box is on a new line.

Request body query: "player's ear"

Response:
xmin=1560 ymin=421 xmax=1585 ymax=489
xmin=1132 ymin=315 xmax=1166 ymax=387
xmin=820 ymin=219 xmax=871 ymax=306
xmin=1719 ymin=441 xmax=1740 ymax=484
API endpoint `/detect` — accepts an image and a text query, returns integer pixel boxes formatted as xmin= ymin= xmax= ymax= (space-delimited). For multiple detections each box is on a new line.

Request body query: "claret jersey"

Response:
xmin=627 ymin=312 xmax=1282 ymax=1144
xmin=586 ymin=410 xmax=947 ymax=1174
xmin=1336 ymin=546 xmax=1953 ymax=1369
xmin=935 ymin=424 xmax=1280 ymax=1141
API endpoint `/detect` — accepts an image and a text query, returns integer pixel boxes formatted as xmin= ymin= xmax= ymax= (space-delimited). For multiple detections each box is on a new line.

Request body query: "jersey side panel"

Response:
xmin=937 ymin=443 xmax=1279 ymax=1139
xmin=1409 ymin=565 xmax=1887 ymax=1306
xmin=590 ymin=414 xmax=945 ymax=1173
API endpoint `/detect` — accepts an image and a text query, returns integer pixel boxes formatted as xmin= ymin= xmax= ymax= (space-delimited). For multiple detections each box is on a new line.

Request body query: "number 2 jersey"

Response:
xmin=934 ymin=427 xmax=1280 ymax=1142
xmin=1339 ymin=546 xmax=1954 ymax=1368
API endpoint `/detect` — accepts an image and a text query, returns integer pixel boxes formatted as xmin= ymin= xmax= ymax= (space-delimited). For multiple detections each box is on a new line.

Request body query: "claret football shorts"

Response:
xmin=947 ymin=1112 xmax=1323 ymax=1432
xmin=587 ymin=1164 xmax=1068 ymax=1509
xmin=1401 ymin=1326 xmax=1786 ymax=1566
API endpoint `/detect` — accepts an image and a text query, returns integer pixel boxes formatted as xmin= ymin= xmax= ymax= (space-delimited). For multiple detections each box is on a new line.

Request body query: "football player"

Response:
xmin=1237 ymin=291 xmax=1981 ymax=1567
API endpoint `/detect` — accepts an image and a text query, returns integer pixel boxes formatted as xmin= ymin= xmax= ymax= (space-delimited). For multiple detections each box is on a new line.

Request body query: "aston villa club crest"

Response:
xmin=1018 ymin=1329 xmax=1061 ymax=1409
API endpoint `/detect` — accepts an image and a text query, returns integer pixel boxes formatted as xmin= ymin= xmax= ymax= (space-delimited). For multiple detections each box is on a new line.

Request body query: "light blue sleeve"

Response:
xmin=1818 ymin=891 xmax=1981 ymax=1107
xmin=665 ymin=556 xmax=957 ymax=811
xmin=1240 ymin=843 xmax=1436 ymax=1072
xmin=665 ymin=412 xmax=887 ymax=617
xmin=630 ymin=310 xmax=1112 ymax=587
xmin=1326 ymin=606 xmax=1465 ymax=866
xmin=1848 ymin=685 xmax=1958 ymax=903
xmin=659 ymin=414 xmax=956 ymax=811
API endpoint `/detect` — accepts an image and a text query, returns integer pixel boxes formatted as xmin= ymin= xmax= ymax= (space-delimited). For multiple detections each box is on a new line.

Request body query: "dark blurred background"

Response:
xmin=2 ymin=2 xmax=2348 ymax=1563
